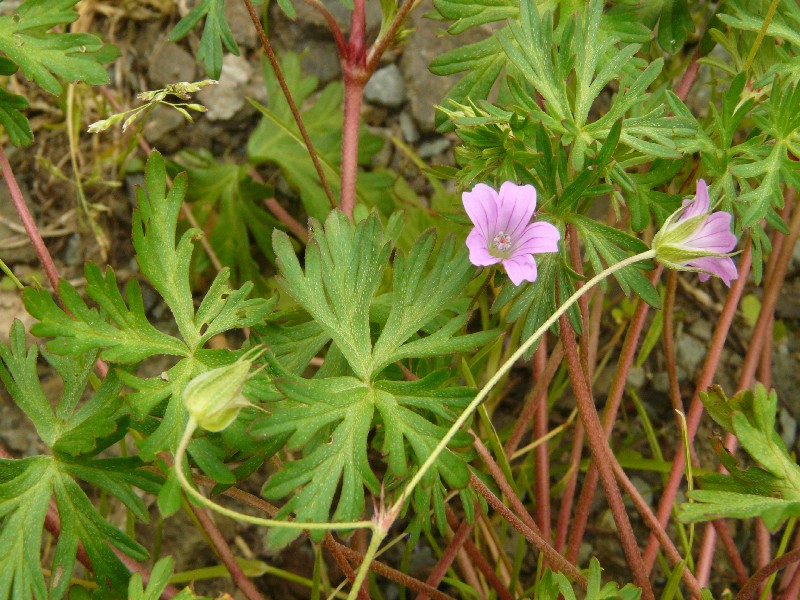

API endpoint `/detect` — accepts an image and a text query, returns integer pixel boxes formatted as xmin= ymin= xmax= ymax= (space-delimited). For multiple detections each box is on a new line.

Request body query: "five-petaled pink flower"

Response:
xmin=652 ymin=179 xmax=738 ymax=286
xmin=463 ymin=182 xmax=560 ymax=285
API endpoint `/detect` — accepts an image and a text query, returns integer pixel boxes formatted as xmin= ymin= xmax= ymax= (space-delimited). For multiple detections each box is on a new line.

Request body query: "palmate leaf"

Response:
xmin=167 ymin=0 xmax=239 ymax=79
xmin=0 ymin=325 xmax=162 ymax=600
xmin=0 ymin=0 xmax=118 ymax=96
xmin=0 ymin=86 xmax=31 ymax=147
xmin=680 ymin=385 xmax=800 ymax=530
xmin=259 ymin=210 xmax=495 ymax=546
xmin=24 ymin=151 xmax=275 ymax=457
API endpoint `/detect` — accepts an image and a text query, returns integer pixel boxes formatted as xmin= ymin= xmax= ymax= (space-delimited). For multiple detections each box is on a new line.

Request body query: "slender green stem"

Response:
xmin=345 ymin=527 xmax=388 ymax=600
xmin=743 ymin=0 xmax=781 ymax=74
xmin=0 ymin=257 xmax=23 ymax=289
xmin=390 ymin=249 xmax=657 ymax=515
xmin=174 ymin=418 xmax=376 ymax=534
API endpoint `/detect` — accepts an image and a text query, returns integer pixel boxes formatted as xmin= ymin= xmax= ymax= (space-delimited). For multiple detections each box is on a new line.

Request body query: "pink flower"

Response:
xmin=463 ymin=182 xmax=560 ymax=285
xmin=652 ymin=180 xmax=738 ymax=286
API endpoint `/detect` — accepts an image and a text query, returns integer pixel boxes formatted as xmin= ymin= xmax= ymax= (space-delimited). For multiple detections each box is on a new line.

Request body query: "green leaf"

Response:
xmin=681 ymin=384 xmax=800 ymax=529
xmin=0 ymin=87 xmax=31 ymax=147
xmin=173 ymin=150 xmax=281 ymax=289
xmin=0 ymin=0 xmax=118 ymax=95
xmin=167 ymin=0 xmax=239 ymax=79
xmin=23 ymin=151 xmax=275 ymax=457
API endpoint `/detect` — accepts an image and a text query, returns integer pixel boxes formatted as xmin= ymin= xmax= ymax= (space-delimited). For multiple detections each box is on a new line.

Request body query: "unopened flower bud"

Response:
xmin=183 ymin=347 xmax=265 ymax=432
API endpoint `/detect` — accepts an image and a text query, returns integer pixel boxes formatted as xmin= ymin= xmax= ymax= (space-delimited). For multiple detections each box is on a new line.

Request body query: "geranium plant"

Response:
xmin=1 ymin=0 xmax=800 ymax=599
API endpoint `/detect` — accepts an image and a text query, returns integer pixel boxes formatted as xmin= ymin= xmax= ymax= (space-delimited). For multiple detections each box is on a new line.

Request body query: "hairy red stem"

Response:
xmin=0 ymin=146 xmax=60 ymax=291
xmin=532 ymin=340 xmax=552 ymax=541
xmin=561 ymin=315 xmax=654 ymax=599
xmin=737 ymin=548 xmax=800 ymax=600
xmin=566 ymin=265 xmax=663 ymax=563
xmin=242 ymin=0 xmax=337 ymax=210
xmin=445 ymin=507 xmax=515 ymax=600
xmin=504 ymin=341 xmax=564 ymax=456
xmin=643 ymin=242 xmax=753 ymax=571
xmin=416 ymin=520 xmax=472 ymax=600
xmin=469 ymin=473 xmax=587 ymax=587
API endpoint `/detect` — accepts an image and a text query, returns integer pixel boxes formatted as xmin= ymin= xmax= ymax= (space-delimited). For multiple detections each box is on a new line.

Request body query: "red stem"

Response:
xmin=188 ymin=502 xmax=265 ymax=600
xmin=0 ymin=145 xmax=61 ymax=291
xmin=445 ymin=508 xmax=515 ymax=600
xmin=242 ymin=0 xmax=337 ymax=210
xmin=504 ymin=341 xmax=564 ymax=456
xmin=469 ymin=473 xmax=587 ymax=587
xmin=560 ymin=315 xmax=655 ymax=599
xmin=737 ymin=548 xmax=800 ymax=600
xmin=416 ymin=520 xmax=472 ymax=600
xmin=554 ymin=419 xmax=584 ymax=554
xmin=471 ymin=432 xmax=542 ymax=536
xmin=610 ymin=457 xmax=704 ymax=597
xmin=712 ymin=519 xmax=750 ymax=586
xmin=532 ymin=340 xmax=551 ymax=541
xmin=566 ymin=265 xmax=663 ymax=562
xmin=339 ymin=69 xmax=365 ymax=219
xmin=643 ymin=242 xmax=753 ymax=571
xmin=675 ymin=51 xmax=702 ymax=102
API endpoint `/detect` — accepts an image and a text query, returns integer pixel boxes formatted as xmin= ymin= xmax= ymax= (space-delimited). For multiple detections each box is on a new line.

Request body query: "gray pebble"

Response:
xmin=399 ymin=112 xmax=419 ymax=144
xmin=417 ymin=137 xmax=451 ymax=159
xmin=364 ymin=64 xmax=406 ymax=109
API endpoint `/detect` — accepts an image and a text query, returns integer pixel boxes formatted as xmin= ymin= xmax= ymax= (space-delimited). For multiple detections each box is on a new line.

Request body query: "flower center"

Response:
xmin=490 ymin=230 xmax=513 ymax=258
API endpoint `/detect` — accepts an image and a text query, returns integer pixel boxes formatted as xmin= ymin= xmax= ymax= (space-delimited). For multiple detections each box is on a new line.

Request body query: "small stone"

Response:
xmin=676 ymin=334 xmax=707 ymax=375
xmin=689 ymin=319 xmax=713 ymax=342
xmin=148 ymin=39 xmax=197 ymax=87
xmin=627 ymin=366 xmax=646 ymax=388
xmin=197 ymin=54 xmax=254 ymax=121
xmin=779 ymin=407 xmax=797 ymax=449
xmin=417 ymin=137 xmax=451 ymax=159
xmin=399 ymin=112 xmax=419 ymax=144
xmin=62 ymin=233 xmax=82 ymax=266
xmin=224 ymin=0 xmax=259 ymax=49
xmin=364 ymin=64 xmax=406 ymax=109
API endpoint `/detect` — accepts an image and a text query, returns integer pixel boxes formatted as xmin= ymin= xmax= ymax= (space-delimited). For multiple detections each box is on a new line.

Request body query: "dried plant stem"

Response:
xmin=242 ymin=0 xmax=337 ymax=209
xmin=561 ymin=314 xmax=655 ymax=600
xmin=100 ymin=86 xmax=224 ymax=272
xmin=445 ymin=507 xmax=515 ymax=600
xmin=471 ymin=433 xmax=542 ymax=535
xmin=643 ymin=242 xmax=753 ymax=571
xmin=417 ymin=520 xmax=473 ymax=600
xmin=0 ymin=145 xmax=61 ymax=291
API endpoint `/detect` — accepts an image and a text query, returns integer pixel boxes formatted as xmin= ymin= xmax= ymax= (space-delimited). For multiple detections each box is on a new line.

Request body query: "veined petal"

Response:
xmin=503 ymin=254 xmax=538 ymax=286
xmin=513 ymin=221 xmax=560 ymax=255
xmin=463 ymin=184 xmax=499 ymax=241
xmin=681 ymin=211 xmax=736 ymax=253
xmin=687 ymin=255 xmax=738 ymax=287
xmin=679 ymin=179 xmax=710 ymax=221
xmin=466 ymin=228 xmax=501 ymax=266
xmin=497 ymin=182 xmax=537 ymax=240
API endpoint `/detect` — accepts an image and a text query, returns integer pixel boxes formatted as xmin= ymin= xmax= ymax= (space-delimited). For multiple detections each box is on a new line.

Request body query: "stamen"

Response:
xmin=493 ymin=231 xmax=512 ymax=252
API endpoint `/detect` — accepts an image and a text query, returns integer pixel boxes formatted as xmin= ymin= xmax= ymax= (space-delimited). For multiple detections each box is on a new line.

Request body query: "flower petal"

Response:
xmin=682 ymin=212 xmax=736 ymax=253
xmin=497 ymin=182 xmax=537 ymax=240
xmin=687 ymin=255 xmax=738 ymax=287
xmin=512 ymin=221 xmax=560 ymax=256
xmin=466 ymin=228 xmax=501 ymax=266
xmin=502 ymin=254 xmax=538 ymax=285
xmin=463 ymin=184 xmax=499 ymax=241
xmin=679 ymin=179 xmax=710 ymax=222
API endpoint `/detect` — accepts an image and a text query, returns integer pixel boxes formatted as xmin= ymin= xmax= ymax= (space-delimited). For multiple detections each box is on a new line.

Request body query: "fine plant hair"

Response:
xmin=1 ymin=1 xmax=800 ymax=599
